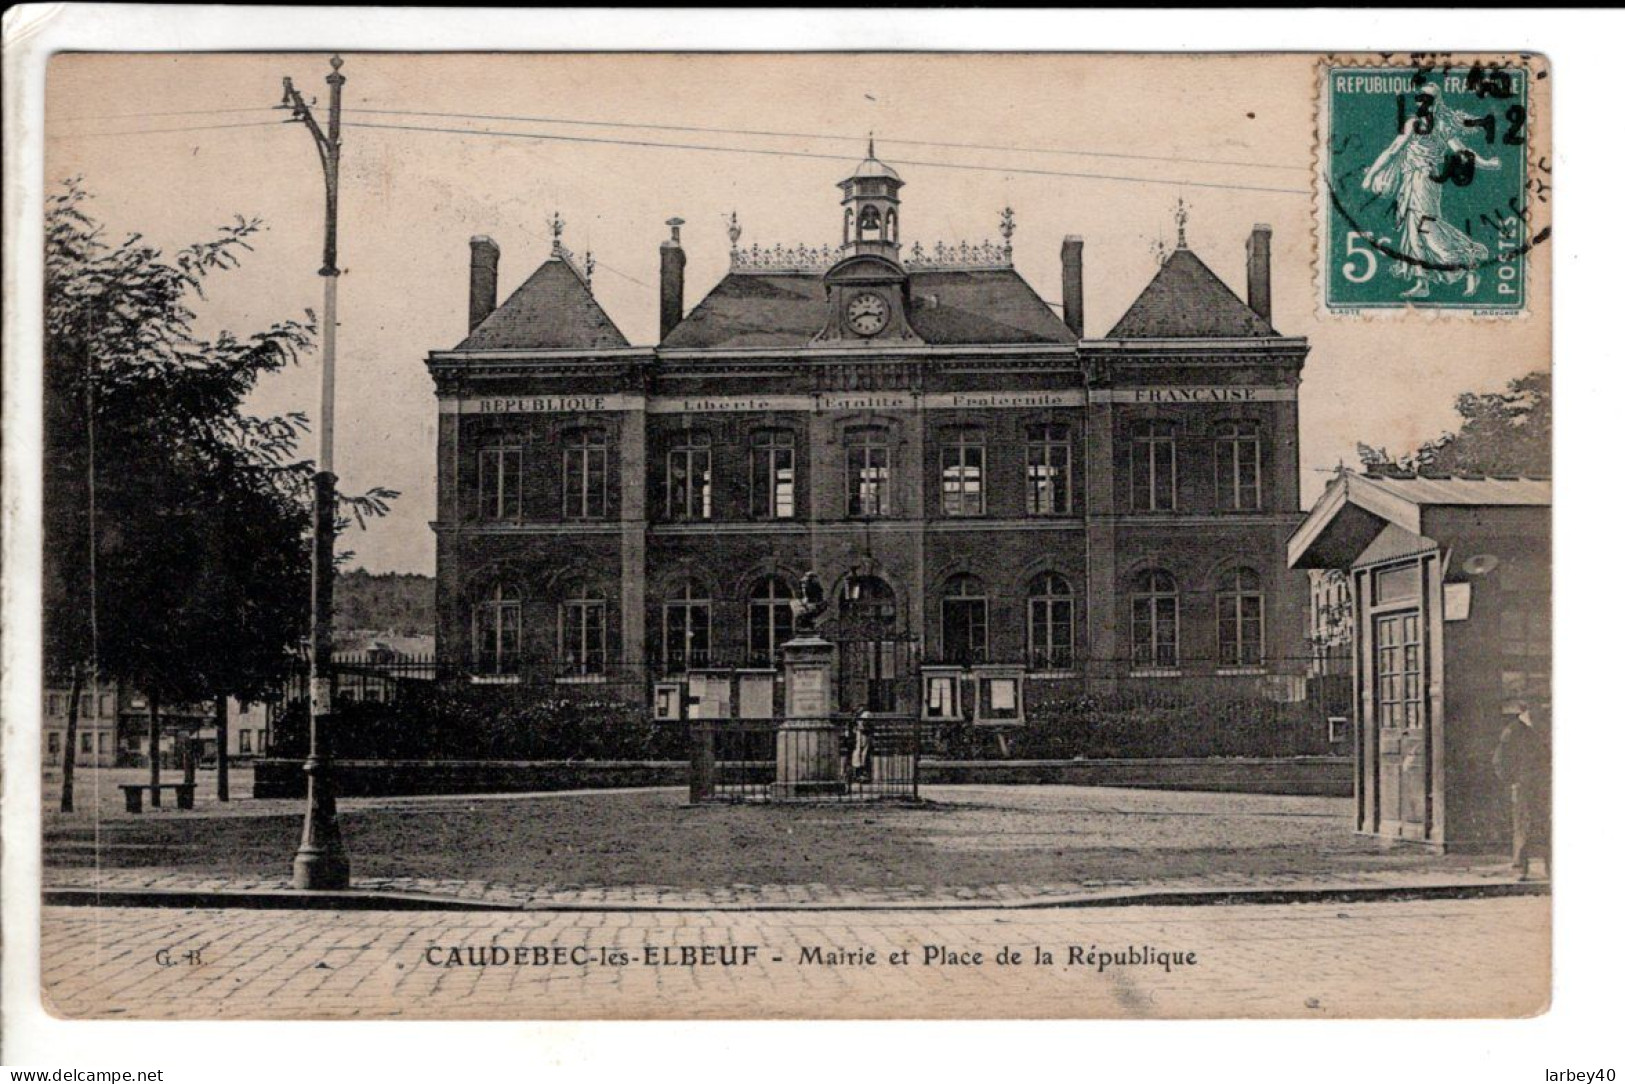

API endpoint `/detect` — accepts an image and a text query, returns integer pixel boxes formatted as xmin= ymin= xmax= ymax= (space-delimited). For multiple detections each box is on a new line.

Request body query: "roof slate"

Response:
xmin=659 ymin=267 xmax=1075 ymax=349
xmin=1107 ymin=248 xmax=1276 ymax=339
xmin=456 ymin=258 xmax=630 ymax=351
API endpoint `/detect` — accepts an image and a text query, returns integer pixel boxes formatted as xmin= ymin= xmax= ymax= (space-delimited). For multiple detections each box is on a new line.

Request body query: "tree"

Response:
xmin=1358 ymin=371 xmax=1551 ymax=477
xmin=44 ymin=179 xmax=395 ymax=808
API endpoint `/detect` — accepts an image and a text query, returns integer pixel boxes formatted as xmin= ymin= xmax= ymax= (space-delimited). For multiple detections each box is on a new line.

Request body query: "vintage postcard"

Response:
xmin=15 ymin=47 xmax=1552 ymax=1026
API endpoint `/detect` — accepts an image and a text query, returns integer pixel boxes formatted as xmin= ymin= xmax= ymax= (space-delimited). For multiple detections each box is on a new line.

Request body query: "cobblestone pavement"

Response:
xmin=39 ymin=897 xmax=1550 ymax=1020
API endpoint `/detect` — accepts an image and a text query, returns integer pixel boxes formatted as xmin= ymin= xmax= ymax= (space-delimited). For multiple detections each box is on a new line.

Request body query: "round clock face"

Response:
xmin=845 ymin=292 xmax=890 ymax=336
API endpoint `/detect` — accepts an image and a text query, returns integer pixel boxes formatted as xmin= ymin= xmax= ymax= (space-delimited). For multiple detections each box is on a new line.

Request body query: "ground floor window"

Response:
xmin=1027 ymin=572 xmax=1074 ymax=669
xmin=1131 ymin=570 xmax=1179 ymax=670
xmin=474 ymin=586 xmax=523 ymax=676
xmin=560 ymin=585 xmax=608 ymax=676
xmin=1216 ymin=567 xmax=1265 ymax=668
xmin=941 ymin=574 xmax=988 ymax=665
xmin=663 ymin=580 xmax=712 ymax=673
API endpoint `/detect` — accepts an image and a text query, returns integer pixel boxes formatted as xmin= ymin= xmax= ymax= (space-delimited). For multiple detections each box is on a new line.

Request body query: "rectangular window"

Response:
xmin=1026 ymin=425 xmax=1071 ymax=515
xmin=478 ymin=444 xmax=522 ymax=521
xmin=663 ymin=603 xmax=711 ymax=673
xmin=474 ymin=598 xmax=522 ymax=676
xmin=562 ymin=599 xmax=608 ymax=675
xmin=1215 ymin=424 xmax=1262 ymax=511
xmin=1028 ymin=598 xmax=1074 ymax=669
xmin=257 ymin=729 xmax=268 ymax=752
xmin=48 ymin=732 xmax=60 ymax=755
xmin=940 ymin=434 xmax=985 ymax=517
xmin=750 ymin=432 xmax=796 ymax=519
xmin=1374 ymin=563 xmax=1422 ymax=604
xmin=240 ymin=731 xmax=253 ymax=755
xmin=1131 ymin=423 xmax=1177 ymax=512
xmin=81 ymin=732 xmax=94 ymax=754
xmin=562 ymin=431 xmax=608 ymax=519
xmin=46 ymin=694 xmax=60 ymax=716
xmin=1218 ymin=595 xmax=1265 ymax=667
xmin=667 ymin=436 xmax=713 ymax=520
xmin=942 ymin=599 xmax=988 ymax=665
xmin=1375 ymin=611 xmax=1423 ymax=729
xmin=1132 ymin=596 xmax=1179 ymax=669
xmin=847 ymin=436 xmax=891 ymax=517
xmin=98 ymin=732 xmax=109 ymax=754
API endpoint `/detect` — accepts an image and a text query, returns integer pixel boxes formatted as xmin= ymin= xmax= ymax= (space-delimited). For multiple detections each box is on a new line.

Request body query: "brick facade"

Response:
xmin=427 ymin=150 xmax=1311 ymax=718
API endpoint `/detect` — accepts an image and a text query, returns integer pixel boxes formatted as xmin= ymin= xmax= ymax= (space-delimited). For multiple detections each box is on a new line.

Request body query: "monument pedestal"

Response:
xmin=772 ymin=634 xmax=847 ymax=799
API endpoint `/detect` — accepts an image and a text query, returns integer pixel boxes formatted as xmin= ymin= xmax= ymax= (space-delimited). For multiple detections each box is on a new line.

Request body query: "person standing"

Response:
xmin=1493 ymin=698 xmax=1551 ymax=881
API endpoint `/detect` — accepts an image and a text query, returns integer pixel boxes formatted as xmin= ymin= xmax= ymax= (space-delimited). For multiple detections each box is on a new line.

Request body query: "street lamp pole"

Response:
xmin=283 ymin=55 xmax=349 ymax=890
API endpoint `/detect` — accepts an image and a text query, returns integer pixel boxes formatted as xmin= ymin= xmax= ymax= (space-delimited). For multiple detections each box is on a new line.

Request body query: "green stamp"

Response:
xmin=1322 ymin=63 xmax=1536 ymax=312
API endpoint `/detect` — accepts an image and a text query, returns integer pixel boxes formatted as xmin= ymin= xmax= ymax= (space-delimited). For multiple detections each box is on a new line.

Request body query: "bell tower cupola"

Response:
xmin=839 ymin=136 xmax=904 ymax=263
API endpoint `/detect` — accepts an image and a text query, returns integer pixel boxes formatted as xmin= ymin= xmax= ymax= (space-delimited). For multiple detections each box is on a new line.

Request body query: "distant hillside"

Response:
xmin=334 ymin=570 xmax=435 ymax=635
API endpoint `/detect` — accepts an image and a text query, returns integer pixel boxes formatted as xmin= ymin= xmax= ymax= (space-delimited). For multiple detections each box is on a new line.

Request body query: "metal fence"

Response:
xmin=689 ymin=714 xmax=921 ymax=804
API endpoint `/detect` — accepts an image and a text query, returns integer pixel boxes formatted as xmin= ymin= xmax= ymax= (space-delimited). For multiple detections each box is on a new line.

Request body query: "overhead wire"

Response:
xmin=343 ymin=119 xmax=1307 ymax=197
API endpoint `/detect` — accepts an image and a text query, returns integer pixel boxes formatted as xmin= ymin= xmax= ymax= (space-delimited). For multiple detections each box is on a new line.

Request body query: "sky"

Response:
xmin=44 ymin=52 xmax=1550 ymax=576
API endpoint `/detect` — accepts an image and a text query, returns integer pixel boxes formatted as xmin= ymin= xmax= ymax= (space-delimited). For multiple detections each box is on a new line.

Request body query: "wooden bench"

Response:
xmin=119 ymin=783 xmax=197 ymax=813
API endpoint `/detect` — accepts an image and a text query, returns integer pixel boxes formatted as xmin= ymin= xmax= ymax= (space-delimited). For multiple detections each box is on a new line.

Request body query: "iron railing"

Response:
xmin=689 ymin=714 xmax=921 ymax=803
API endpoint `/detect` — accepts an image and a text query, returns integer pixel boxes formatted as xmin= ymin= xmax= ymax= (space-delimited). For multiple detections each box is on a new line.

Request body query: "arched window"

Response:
xmin=562 ymin=428 xmax=608 ymax=519
xmin=942 ymin=573 xmax=989 ymax=665
xmin=749 ymin=429 xmax=796 ymax=519
xmin=1131 ymin=570 xmax=1179 ymax=670
xmin=474 ymin=584 xmax=522 ymax=676
xmin=1028 ymin=573 xmax=1074 ymax=670
xmin=846 ymin=427 xmax=892 ymax=517
xmin=667 ymin=430 xmax=712 ymax=521
xmin=940 ymin=428 xmax=986 ymax=517
xmin=1131 ymin=421 xmax=1177 ymax=512
xmin=1026 ymin=424 xmax=1071 ymax=515
xmin=662 ymin=579 xmax=711 ymax=673
xmin=1214 ymin=421 xmax=1262 ymax=511
xmin=478 ymin=439 xmax=522 ymax=521
xmin=748 ymin=576 xmax=796 ymax=665
xmin=559 ymin=581 xmax=607 ymax=676
xmin=1216 ymin=567 xmax=1265 ymax=668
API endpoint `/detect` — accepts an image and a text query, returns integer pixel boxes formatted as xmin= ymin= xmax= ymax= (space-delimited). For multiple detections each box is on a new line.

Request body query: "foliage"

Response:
xmin=268 ymin=683 xmax=688 ymax=761
xmin=335 ymin=570 xmax=436 ymax=635
xmin=43 ymin=178 xmax=397 ymax=708
xmin=1358 ymin=371 xmax=1551 ymax=476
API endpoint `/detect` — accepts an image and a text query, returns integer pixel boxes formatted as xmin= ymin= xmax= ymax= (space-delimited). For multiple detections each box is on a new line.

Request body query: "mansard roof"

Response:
xmin=1107 ymin=247 xmax=1276 ymax=339
xmin=659 ymin=267 xmax=1075 ymax=350
xmin=457 ymin=257 xmax=630 ymax=351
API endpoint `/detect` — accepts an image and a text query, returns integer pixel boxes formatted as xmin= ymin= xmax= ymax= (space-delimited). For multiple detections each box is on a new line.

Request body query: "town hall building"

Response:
xmin=426 ymin=146 xmax=1312 ymax=723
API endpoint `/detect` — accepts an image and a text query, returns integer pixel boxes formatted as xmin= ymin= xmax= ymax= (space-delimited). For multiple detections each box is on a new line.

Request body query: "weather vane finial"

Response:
xmin=868 ymin=131 xmax=876 ymax=158
xmin=999 ymin=206 xmax=1016 ymax=251
xmin=727 ymin=210 xmax=742 ymax=249
xmin=1175 ymin=198 xmax=1189 ymax=249
xmin=549 ymin=211 xmax=566 ymax=254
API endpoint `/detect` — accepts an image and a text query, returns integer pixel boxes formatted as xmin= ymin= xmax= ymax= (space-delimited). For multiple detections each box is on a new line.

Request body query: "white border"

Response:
xmin=5 ymin=7 xmax=1622 ymax=1082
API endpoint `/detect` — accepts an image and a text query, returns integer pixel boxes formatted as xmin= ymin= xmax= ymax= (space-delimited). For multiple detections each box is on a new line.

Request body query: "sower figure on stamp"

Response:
xmin=1493 ymin=698 xmax=1551 ymax=881
xmin=1361 ymin=83 xmax=1501 ymax=299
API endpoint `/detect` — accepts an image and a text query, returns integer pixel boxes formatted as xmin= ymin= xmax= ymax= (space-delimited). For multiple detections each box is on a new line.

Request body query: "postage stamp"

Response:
xmin=1320 ymin=57 xmax=1548 ymax=313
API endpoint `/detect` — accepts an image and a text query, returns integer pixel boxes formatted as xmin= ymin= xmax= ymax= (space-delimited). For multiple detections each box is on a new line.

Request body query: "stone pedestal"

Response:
xmin=773 ymin=635 xmax=846 ymax=798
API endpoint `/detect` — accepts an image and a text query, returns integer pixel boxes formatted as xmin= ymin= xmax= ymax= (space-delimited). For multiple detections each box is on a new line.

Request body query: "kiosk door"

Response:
xmin=1374 ymin=608 xmax=1428 ymax=837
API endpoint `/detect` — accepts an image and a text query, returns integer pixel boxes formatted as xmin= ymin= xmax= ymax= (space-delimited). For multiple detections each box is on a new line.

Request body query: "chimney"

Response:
xmin=1245 ymin=223 xmax=1272 ymax=325
xmin=659 ymin=217 xmax=686 ymax=342
xmin=1060 ymin=235 xmax=1084 ymax=338
xmin=468 ymin=235 xmax=500 ymax=333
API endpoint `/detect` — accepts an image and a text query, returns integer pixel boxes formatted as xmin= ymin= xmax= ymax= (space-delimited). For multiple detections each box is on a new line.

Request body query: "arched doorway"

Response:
xmin=833 ymin=575 xmax=909 ymax=714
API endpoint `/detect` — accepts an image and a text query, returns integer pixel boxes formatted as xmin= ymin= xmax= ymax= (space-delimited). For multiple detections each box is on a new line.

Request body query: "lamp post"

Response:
xmin=282 ymin=55 xmax=350 ymax=890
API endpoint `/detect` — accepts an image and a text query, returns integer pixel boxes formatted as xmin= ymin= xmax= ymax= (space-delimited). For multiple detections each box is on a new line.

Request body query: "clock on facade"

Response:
xmin=845 ymin=292 xmax=890 ymax=336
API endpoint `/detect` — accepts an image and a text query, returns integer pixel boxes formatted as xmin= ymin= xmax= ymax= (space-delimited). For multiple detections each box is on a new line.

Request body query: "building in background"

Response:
xmin=427 ymin=147 xmax=1311 ymax=729
xmin=41 ymin=682 xmax=120 ymax=767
